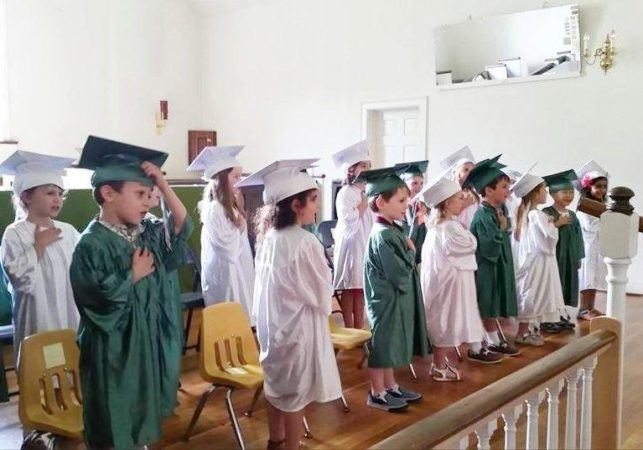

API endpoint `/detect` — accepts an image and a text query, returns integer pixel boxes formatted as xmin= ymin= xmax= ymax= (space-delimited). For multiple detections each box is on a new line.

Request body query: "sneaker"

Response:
xmin=559 ymin=316 xmax=576 ymax=329
xmin=467 ymin=348 xmax=503 ymax=364
xmin=515 ymin=332 xmax=545 ymax=346
xmin=540 ymin=322 xmax=563 ymax=334
xmin=487 ymin=341 xmax=521 ymax=357
xmin=430 ymin=363 xmax=461 ymax=382
xmin=387 ymin=386 xmax=422 ymax=403
xmin=577 ymin=309 xmax=593 ymax=321
xmin=366 ymin=392 xmax=408 ymax=412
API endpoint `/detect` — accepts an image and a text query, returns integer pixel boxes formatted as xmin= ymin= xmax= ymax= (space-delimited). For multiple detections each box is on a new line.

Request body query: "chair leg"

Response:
xmin=184 ymin=384 xmax=217 ymax=440
xmin=183 ymin=308 xmax=194 ymax=355
xmin=302 ymin=415 xmax=312 ymax=439
xmin=409 ymin=363 xmax=418 ymax=381
xmin=245 ymin=386 xmax=263 ymax=417
xmin=225 ymin=387 xmax=245 ymax=450
xmin=340 ymin=393 xmax=350 ymax=413
xmin=358 ymin=342 xmax=369 ymax=369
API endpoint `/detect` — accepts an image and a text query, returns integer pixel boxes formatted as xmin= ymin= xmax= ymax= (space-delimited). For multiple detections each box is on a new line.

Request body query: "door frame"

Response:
xmin=360 ymin=97 xmax=429 ymax=165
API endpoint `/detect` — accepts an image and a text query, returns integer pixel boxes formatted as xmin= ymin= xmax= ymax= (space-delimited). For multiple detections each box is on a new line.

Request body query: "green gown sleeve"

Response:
xmin=70 ymin=242 xmax=134 ymax=333
xmin=471 ymin=210 xmax=505 ymax=264
xmin=376 ymin=230 xmax=416 ymax=293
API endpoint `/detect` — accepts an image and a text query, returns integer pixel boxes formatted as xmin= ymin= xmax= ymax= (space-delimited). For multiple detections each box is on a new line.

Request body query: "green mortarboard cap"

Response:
xmin=355 ymin=167 xmax=407 ymax=197
xmin=543 ymin=169 xmax=578 ymax=193
xmin=394 ymin=160 xmax=428 ymax=178
xmin=464 ymin=154 xmax=507 ymax=193
xmin=77 ymin=136 xmax=168 ymax=187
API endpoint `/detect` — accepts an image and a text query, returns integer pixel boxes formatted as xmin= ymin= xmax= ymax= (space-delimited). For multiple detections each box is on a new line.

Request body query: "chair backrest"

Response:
xmin=18 ymin=329 xmax=83 ymax=438
xmin=199 ymin=303 xmax=259 ymax=380
xmin=316 ymin=220 xmax=337 ymax=249
xmin=184 ymin=247 xmax=202 ymax=292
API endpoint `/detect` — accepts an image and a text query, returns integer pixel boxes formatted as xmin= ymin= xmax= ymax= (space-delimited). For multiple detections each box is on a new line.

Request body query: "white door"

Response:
xmin=379 ymin=107 xmax=423 ymax=166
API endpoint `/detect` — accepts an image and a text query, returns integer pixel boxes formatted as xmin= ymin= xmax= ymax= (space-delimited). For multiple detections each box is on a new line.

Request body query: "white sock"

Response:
xmin=486 ymin=331 xmax=501 ymax=345
xmin=470 ymin=342 xmax=482 ymax=353
xmin=388 ymin=383 xmax=400 ymax=393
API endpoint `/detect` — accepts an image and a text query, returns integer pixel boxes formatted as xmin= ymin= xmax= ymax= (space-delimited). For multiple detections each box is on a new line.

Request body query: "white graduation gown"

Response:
xmin=514 ymin=210 xmax=566 ymax=322
xmin=420 ymin=220 xmax=485 ymax=347
xmin=200 ymin=200 xmax=255 ymax=319
xmin=577 ymin=211 xmax=607 ymax=291
xmin=333 ymin=185 xmax=373 ymax=290
xmin=455 ymin=201 xmax=479 ymax=229
xmin=254 ymin=226 xmax=342 ymax=412
xmin=0 ymin=219 xmax=80 ymax=359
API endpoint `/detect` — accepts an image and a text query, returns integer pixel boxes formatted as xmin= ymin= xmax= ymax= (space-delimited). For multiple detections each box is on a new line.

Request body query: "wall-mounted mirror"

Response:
xmin=434 ymin=4 xmax=580 ymax=89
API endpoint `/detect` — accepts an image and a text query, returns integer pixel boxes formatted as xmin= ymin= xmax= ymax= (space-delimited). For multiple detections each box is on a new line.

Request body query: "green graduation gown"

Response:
xmin=542 ymin=207 xmax=585 ymax=307
xmin=70 ymin=216 xmax=193 ymax=449
xmin=470 ymin=203 xmax=518 ymax=319
xmin=364 ymin=218 xmax=429 ymax=368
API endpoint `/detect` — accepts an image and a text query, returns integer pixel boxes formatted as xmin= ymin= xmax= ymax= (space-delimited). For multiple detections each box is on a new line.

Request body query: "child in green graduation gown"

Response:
xmin=395 ymin=161 xmax=429 ymax=265
xmin=542 ymin=170 xmax=584 ymax=328
xmin=361 ymin=167 xmax=429 ymax=412
xmin=467 ymin=156 xmax=520 ymax=357
xmin=70 ymin=136 xmax=193 ymax=450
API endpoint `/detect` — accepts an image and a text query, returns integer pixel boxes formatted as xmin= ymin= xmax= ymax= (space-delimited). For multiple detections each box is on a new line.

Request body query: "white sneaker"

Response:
xmin=515 ymin=331 xmax=545 ymax=347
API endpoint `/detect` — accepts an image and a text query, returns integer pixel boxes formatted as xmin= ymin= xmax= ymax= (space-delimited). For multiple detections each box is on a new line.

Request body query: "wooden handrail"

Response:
xmin=371 ymin=329 xmax=616 ymax=450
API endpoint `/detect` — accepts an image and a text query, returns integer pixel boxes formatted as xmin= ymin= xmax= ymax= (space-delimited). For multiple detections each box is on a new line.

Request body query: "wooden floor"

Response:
xmin=1 ymin=293 xmax=642 ymax=449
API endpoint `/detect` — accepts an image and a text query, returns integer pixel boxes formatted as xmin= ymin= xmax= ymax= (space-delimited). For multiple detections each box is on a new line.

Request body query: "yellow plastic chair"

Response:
xmin=184 ymin=302 xmax=263 ymax=448
xmin=328 ymin=314 xmax=371 ymax=411
xmin=18 ymin=329 xmax=83 ymax=440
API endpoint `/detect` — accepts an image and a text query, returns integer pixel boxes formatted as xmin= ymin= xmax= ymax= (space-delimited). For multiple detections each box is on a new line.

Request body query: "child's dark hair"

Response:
xmin=93 ymin=181 xmax=125 ymax=205
xmin=253 ymin=188 xmax=316 ymax=251
xmin=580 ymin=176 xmax=608 ymax=203
xmin=479 ymin=174 xmax=510 ymax=197
xmin=368 ymin=185 xmax=411 ymax=213
xmin=342 ymin=162 xmax=361 ymax=186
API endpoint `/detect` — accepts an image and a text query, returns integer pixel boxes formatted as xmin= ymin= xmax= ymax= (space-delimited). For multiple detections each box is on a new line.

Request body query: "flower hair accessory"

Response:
xmin=581 ymin=173 xmax=594 ymax=189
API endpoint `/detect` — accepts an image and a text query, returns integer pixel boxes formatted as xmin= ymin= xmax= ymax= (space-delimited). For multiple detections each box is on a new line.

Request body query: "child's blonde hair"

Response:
xmin=514 ymin=182 xmax=546 ymax=240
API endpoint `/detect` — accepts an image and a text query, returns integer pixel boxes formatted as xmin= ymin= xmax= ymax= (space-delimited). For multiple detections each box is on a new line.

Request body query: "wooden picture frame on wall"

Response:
xmin=188 ymin=130 xmax=217 ymax=164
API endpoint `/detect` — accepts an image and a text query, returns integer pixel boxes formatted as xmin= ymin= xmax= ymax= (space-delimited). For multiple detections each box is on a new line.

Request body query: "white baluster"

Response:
xmin=580 ymin=356 xmax=598 ymax=450
xmin=502 ymin=403 xmax=523 ymax=450
xmin=546 ymin=379 xmax=565 ymax=449
xmin=474 ymin=420 xmax=497 ymax=450
xmin=458 ymin=435 xmax=469 ymax=450
xmin=526 ymin=392 xmax=543 ymax=450
xmin=565 ymin=368 xmax=582 ymax=450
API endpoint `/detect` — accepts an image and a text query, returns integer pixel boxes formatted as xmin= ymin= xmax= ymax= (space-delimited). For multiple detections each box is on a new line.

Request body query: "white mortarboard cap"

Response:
xmin=414 ymin=175 xmax=462 ymax=208
xmin=332 ymin=140 xmax=370 ymax=172
xmin=0 ymin=150 xmax=76 ymax=195
xmin=439 ymin=146 xmax=476 ymax=170
xmin=235 ymin=158 xmax=319 ymax=204
xmin=502 ymin=168 xmax=523 ymax=183
xmin=575 ymin=160 xmax=608 ymax=188
xmin=186 ymin=146 xmax=244 ymax=180
xmin=511 ymin=163 xmax=544 ymax=198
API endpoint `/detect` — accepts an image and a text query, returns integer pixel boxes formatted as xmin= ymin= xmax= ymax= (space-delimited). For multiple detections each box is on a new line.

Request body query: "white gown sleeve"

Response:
xmin=530 ymin=210 xmax=558 ymax=255
xmin=443 ymin=221 xmax=477 ymax=256
xmin=292 ymin=236 xmax=334 ymax=316
xmin=204 ymin=203 xmax=245 ymax=262
xmin=336 ymin=187 xmax=363 ymax=238
xmin=1 ymin=228 xmax=38 ymax=295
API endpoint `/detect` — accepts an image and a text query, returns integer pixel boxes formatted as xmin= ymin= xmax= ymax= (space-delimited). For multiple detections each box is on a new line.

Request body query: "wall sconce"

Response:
xmin=156 ymin=100 xmax=168 ymax=134
xmin=583 ymin=30 xmax=616 ymax=74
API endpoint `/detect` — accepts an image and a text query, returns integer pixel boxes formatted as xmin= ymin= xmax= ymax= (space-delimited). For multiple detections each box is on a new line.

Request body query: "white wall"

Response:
xmin=5 ymin=0 xmax=203 ymax=178
xmin=199 ymin=0 xmax=643 ymax=292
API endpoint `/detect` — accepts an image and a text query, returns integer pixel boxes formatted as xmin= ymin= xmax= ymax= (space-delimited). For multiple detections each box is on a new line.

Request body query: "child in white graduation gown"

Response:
xmin=576 ymin=160 xmax=609 ymax=320
xmin=241 ymin=160 xmax=341 ymax=450
xmin=419 ymin=177 xmax=501 ymax=382
xmin=331 ymin=141 xmax=373 ymax=329
xmin=440 ymin=146 xmax=479 ymax=229
xmin=187 ymin=146 xmax=255 ymax=319
xmin=511 ymin=172 xmax=566 ymax=346
xmin=0 ymin=151 xmax=80 ymax=361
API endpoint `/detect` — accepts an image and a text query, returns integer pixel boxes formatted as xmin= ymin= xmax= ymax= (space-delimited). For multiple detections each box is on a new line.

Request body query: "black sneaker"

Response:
xmin=386 ymin=386 xmax=422 ymax=403
xmin=366 ymin=392 xmax=408 ymax=412
xmin=488 ymin=341 xmax=521 ymax=357
xmin=559 ymin=316 xmax=576 ymax=329
xmin=467 ymin=348 xmax=504 ymax=364
xmin=540 ymin=322 xmax=563 ymax=334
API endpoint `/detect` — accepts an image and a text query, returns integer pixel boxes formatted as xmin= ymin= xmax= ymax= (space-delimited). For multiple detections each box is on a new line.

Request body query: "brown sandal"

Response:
xmin=590 ymin=308 xmax=605 ymax=318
